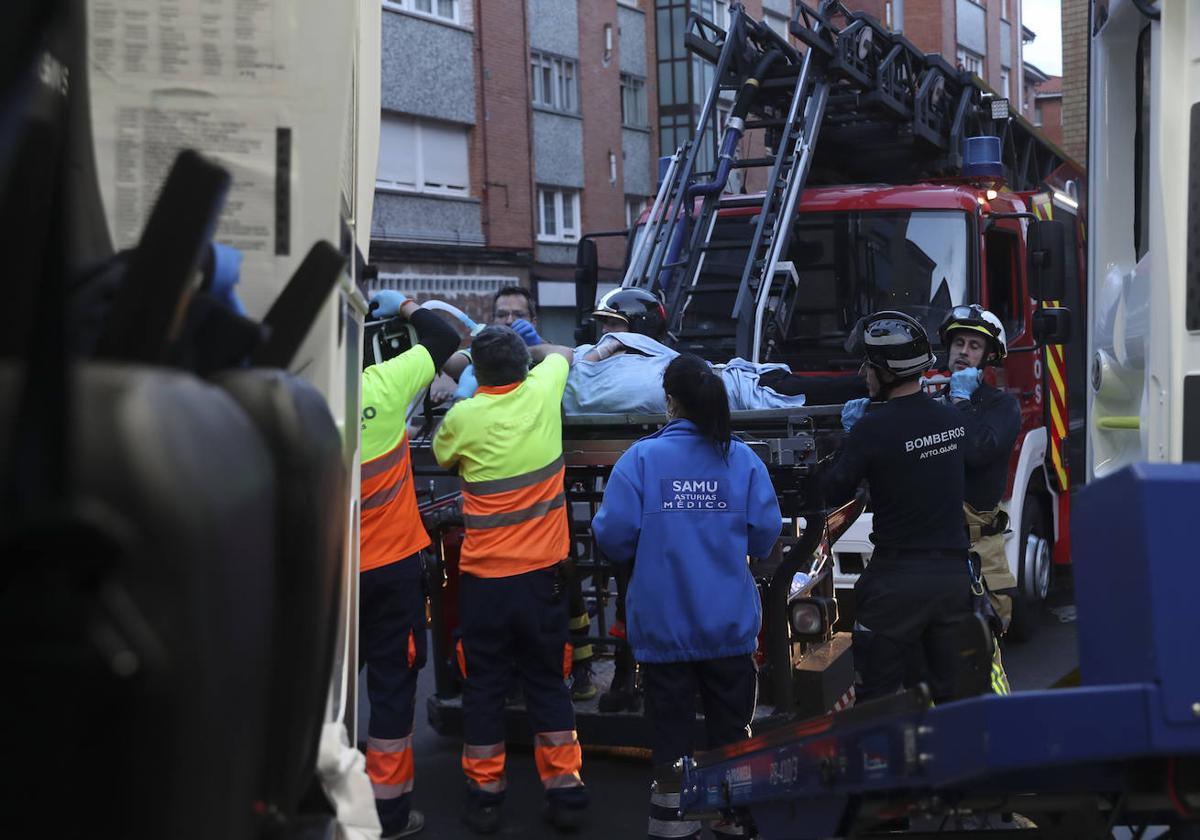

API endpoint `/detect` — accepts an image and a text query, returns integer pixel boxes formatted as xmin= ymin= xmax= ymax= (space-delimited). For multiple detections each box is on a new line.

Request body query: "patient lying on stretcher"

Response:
xmin=564 ymin=331 xmax=808 ymax=414
xmin=434 ymin=287 xmax=867 ymax=412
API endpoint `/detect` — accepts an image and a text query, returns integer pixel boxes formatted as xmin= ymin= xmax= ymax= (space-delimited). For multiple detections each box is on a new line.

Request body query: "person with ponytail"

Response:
xmin=592 ymin=353 xmax=782 ymax=840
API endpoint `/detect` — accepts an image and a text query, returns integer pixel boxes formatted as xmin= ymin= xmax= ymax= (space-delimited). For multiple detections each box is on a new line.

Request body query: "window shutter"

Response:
xmin=422 ymin=120 xmax=468 ymax=191
xmin=378 ymin=114 xmax=417 ymax=187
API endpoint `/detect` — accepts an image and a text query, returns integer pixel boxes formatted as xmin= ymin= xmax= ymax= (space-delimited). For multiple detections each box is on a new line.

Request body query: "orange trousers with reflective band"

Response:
xmin=457 ymin=567 xmax=588 ymax=808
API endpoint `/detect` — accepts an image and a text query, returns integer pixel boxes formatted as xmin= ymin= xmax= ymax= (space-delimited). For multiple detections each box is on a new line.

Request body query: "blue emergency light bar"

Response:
xmin=961 ymin=135 xmax=1004 ymax=180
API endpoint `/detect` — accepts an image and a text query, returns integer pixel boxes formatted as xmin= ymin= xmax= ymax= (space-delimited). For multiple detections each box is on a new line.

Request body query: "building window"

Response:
xmin=714 ymin=0 xmax=730 ymax=30
xmin=1000 ymin=0 xmax=1009 ymax=20
xmin=617 ymin=0 xmax=639 ymax=7
xmin=382 ymin=0 xmax=458 ymax=24
xmin=377 ymin=113 xmax=469 ymax=196
xmin=531 ymin=52 xmax=578 ymax=113
xmin=621 ymin=74 xmax=648 ymax=127
xmin=764 ymin=10 xmax=789 ymax=41
xmin=1000 ymin=67 xmax=1010 ymax=100
xmin=1034 ymin=102 xmax=1044 ymax=126
xmin=697 ymin=0 xmax=730 ymax=30
xmin=625 ymin=195 xmax=649 ymax=227
xmin=537 ymin=187 xmax=581 ymax=243
xmin=956 ymin=47 xmax=983 ymax=76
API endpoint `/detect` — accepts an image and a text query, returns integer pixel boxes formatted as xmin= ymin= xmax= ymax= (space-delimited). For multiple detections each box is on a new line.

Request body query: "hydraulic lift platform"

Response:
xmin=678 ymin=464 xmax=1200 ymax=838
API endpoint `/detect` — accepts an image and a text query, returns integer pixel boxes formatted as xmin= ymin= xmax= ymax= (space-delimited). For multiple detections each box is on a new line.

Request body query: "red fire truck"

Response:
xmin=588 ymin=0 xmax=1087 ymax=641
xmin=422 ymin=0 xmax=1086 ymax=748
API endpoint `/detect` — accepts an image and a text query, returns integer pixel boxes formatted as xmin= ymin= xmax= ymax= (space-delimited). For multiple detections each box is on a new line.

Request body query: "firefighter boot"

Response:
xmin=570 ymin=659 xmax=598 ymax=702
xmin=598 ymin=647 xmax=640 ymax=713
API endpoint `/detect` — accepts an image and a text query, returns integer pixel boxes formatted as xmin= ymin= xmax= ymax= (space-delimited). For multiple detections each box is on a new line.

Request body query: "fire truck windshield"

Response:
xmin=688 ymin=209 xmax=971 ymax=370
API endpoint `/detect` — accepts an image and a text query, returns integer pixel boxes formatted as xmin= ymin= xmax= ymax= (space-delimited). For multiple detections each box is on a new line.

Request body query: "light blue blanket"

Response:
xmin=562 ymin=333 xmax=805 ymax=414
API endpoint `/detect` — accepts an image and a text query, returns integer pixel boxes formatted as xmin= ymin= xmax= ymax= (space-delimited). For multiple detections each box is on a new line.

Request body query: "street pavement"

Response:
xmin=366 ymin=586 xmax=1079 ymax=839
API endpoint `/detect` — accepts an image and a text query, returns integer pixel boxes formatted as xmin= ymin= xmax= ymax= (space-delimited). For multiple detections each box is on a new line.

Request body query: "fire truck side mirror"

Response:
xmin=1032 ymin=306 xmax=1072 ymax=345
xmin=1027 ymin=219 xmax=1067 ymax=301
xmin=574 ymin=238 xmax=599 ymax=329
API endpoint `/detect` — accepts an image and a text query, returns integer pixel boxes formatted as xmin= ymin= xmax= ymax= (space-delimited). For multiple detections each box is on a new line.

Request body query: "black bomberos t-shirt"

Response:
xmin=822 ymin=392 xmax=969 ymax=552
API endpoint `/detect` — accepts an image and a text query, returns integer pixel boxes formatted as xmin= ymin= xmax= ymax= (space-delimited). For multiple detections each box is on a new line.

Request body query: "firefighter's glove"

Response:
xmin=511 ymin=318 xmax=543 ymax=347
xmin=369 ymin=290 xmax=409 ymax=319
xmin=454 ymin=364 xmax=478 ymax=400
xmin=950 ymin=367 xmax=983 ymax=401
xmin=841 ymin=397 xmax=869 ymax=432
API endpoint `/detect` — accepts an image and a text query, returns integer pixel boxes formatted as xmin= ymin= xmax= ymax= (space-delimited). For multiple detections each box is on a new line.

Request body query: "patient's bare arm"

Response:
xmin=580 ymin=334 xmax=625 ymax=363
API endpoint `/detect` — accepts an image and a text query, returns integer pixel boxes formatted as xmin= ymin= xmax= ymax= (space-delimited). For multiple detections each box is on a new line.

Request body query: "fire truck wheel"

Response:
xmin=1008 ymin=493 xmax=1052 ymax=644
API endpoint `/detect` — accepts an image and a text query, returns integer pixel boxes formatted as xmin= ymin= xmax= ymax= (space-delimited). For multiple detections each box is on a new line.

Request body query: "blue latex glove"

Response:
xmin=369 ymin=290 xmax=409 ymax=319
xmin=510 ymin=318 xmax=543 ymax=347
xmin=454 ymin=364 xmax=478 ymax=400
xmin=949 ymin=367 xmax=983 ymax=401
xmin=208 ymin=242 xmax=247 ymax=315
xmin=841 ymin=397 xmax=870 ymax=432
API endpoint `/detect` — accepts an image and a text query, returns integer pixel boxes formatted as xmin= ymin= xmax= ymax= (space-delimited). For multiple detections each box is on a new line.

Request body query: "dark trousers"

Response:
xmin=642 ymin=655 xmax=758 ymax=840
xmin=359 ymin=556 xmax=427 ymax=834
xmin=564 ymin=559 xmax=593 ymax=668
xmin=852 ymin=555 xmax=973 ymax=703
xmin=458 ymin=567 xmax=589 ymax=809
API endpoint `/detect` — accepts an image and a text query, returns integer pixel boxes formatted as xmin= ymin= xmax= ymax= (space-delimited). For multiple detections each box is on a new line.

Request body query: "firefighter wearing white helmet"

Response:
xmin=823 ymin=311 xmax=983 ymax=703
xmin=938 ymin=305 xmax=1022 ymax=693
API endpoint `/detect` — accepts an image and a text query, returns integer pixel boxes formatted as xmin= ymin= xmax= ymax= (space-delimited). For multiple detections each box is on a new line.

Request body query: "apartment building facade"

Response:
xmin=369 ymin=0 xmax=1041 ymax=341
xmin=369 ymin=0 xmax=658 ymax=342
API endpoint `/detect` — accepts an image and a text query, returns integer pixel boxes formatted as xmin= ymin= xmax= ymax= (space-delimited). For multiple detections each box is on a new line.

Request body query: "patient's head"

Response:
xmin=596 ymin=314 xmax=629 ymax=335
xmin=472 ymin=326 xmax=531 ymax=386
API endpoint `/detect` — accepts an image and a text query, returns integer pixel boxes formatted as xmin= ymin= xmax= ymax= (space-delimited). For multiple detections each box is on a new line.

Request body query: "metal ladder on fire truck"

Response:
xmin=622 ymin=0 xmax=1065 ymax=365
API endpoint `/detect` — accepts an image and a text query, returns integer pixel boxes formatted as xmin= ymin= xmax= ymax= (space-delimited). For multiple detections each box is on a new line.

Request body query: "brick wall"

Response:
xmin=1060 ymin=0 xmax=1087 ymax=164
xmin=895 ymin=0 xmax=950 ymax=58
xmin=474 ymin=0 xmax=535 ymax=250
xmin=1037 ymin=95 xmax=1064 ymax=147
xmin=578 ymin=0 xmax=626 ymax=273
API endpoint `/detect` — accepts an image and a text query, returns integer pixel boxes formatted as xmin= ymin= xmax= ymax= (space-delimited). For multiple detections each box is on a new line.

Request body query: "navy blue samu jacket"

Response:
xmin=591 ymin=419 xmax=783 ymax=663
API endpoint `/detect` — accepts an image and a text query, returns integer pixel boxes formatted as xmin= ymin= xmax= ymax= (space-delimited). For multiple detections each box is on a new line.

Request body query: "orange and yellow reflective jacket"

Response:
xmin=432 ymin=354 xmax=569 ymax=577
xmin=360 ymin=344 xmax=436 ymax=572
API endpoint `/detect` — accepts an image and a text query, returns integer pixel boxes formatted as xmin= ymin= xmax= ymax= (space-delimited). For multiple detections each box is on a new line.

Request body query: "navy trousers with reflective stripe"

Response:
xmin=642 ymin=656 xmax=757 ymax=840
xmin=459 ymin=566 xmax=588 ymax=808
xmin=360 ymin=555 xmax=426 ymax=834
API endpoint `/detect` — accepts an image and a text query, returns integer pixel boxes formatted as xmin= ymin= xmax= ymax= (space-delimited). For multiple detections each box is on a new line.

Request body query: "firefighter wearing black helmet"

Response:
xmin=821 ymin=311 xmax=980 ymax=703
xmin=939 ymin=305 xmax=1022 ymax=692
xmin=592 ymin=287 xmax=668 ymax=339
